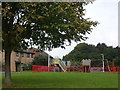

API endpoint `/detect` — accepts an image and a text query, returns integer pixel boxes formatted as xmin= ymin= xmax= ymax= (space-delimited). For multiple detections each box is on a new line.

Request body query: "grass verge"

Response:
xmin=2 ymin=72 xmax=118 ymax=88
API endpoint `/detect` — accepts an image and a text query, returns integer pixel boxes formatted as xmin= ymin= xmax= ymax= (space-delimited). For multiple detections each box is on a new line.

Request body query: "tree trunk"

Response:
xmin=5 ymin=49 xmax=12 ymax=85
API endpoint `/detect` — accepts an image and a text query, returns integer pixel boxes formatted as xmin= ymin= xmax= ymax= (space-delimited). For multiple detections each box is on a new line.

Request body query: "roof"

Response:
xmin=15 ymin=47 xmax=54 ymax=59
xmin=28 ymin=47 xmax=53 ymax=59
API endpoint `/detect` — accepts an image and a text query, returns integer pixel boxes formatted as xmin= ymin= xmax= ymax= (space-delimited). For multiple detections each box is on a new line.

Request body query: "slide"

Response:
xmin=58 ymin=61 xmax=67 ymax=72
xmin=53 ymin=59 xmax=67 ymax=72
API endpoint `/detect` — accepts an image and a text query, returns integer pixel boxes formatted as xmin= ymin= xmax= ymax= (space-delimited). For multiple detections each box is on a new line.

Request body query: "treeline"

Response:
xmin=63 ymin=43 xmax=120 ymax=66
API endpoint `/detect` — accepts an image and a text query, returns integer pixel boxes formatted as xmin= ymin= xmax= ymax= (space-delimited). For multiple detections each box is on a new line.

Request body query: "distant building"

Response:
xmin=0 ymin=48 xmax=53 ymax=72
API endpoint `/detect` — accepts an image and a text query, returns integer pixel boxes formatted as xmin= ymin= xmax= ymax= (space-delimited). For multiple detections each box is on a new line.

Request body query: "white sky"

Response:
xmin=46 ymin=0 xmax=119 ymax=59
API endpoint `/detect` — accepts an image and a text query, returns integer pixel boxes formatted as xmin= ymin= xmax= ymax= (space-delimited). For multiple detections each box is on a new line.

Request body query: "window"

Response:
xmin=16 ymin=52 xmax=19 ymax=57
xmin=31 ymin=54 xmax=34 ymax=58
xmin=20 ymin=53 xmax=24 ymax=57
xmin=27 ymin=53 xmax=30 ymax=58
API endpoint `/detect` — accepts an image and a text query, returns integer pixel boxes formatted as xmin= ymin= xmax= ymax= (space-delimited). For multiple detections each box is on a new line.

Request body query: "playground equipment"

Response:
xmin=53 ymin=58 xmax=67 ymax=72
xmin=81 ymin=59 xmax=91 ymax=72
xmin=80 ymin=59 xmax=120 ymax=72
xmin=32 ymin=58 xmax=71 ymax=72
xmin=81 ymin=59 xmax=109 ymax=72
xmin=32 ymin=58 xmax=120 ymax=72
xmin=52 ymin=58 xmax=71 ymax=72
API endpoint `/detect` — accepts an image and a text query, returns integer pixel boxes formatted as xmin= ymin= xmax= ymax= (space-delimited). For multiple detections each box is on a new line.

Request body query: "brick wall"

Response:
xmin=1 ymin=50 xmax=34 ymax=72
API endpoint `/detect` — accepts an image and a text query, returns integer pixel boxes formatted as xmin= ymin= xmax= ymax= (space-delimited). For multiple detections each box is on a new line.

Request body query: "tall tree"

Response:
xmin=96 ymin=43 xmax=107 ymax=53
xmin=2 ymin=2 xmax=98 ymax=84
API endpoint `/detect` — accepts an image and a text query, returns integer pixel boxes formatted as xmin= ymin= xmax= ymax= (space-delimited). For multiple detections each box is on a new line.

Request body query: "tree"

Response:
xmin=63 ymin=43 xmax=119 ymax=66
xmin=63 ymin=43 xmax=100 ymax=61
xmin=96 ymin=43 xmax=118 ymax=61
xmin=32 ymin=55 xmax=48 ymax=66
xmin=96 ymin=43 xmax=107 ymax=53
xmin=2 ymin=2 xmax=98 ymax=84
xmin=113 ymin=46 xmax=120 ymax=67
xmin=114 ymin=57 xmax=120 ymax=67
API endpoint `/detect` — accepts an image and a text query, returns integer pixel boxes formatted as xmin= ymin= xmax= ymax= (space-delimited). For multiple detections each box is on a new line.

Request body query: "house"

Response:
xmin=0 ymin=48 xmax=53 ymax=72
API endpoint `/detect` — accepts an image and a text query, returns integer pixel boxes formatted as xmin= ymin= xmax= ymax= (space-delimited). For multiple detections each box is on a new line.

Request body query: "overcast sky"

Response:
xmin=46 ymin=0 xmax=119 ymax=59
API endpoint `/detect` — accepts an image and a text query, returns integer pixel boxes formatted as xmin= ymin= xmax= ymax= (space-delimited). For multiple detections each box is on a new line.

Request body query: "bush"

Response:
xmin=23 ymin=63 xmax=32 ymax=71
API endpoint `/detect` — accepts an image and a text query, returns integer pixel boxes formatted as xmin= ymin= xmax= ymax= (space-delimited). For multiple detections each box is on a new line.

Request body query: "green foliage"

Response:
xmin=2 ymin=2 xmax=98 ymax=51
xmin=63 ymin=43 xmax=119 ymax=66
xmin=23 ymin=63 xmax=32 ymax=71
xmin=96 ymin=43 xmax=107 ymax=53
xmin=63 ymin=43 xmax=100 ymax=61
xmin=23 ymin=55 xmax=48 ymax=71
xmin=32 ymin=55 xmax=48 ymax=66
xmin=2 ymin=2 xmax=98 ymax=82
xmin=114 ymin=57 xmax=120 ymax=67
xmin=71 ymin=61 xmax=82 ymax=66
xmin=18 ymin=56 xmax=22 ymax=62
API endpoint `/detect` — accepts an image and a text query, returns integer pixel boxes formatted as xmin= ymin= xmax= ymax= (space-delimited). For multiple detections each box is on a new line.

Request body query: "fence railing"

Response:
xmin=32 ymin=65 xmax=120 ymax=72
xmin=32 ymin=65 xmax=54 ymax=72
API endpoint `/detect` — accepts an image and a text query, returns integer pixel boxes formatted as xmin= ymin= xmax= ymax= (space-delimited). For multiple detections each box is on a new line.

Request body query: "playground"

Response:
xmin=2 ymin=72 xmax=118 ymax=88
xmin=2 ymin=58 xmax=119 ymax=88
xmin=32 ymin=58 xmax=120 ymax=73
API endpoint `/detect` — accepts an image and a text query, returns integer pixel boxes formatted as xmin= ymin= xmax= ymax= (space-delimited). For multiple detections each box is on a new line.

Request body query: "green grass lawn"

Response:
xmin=2 ymin=72 xmax=118 ymax=88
